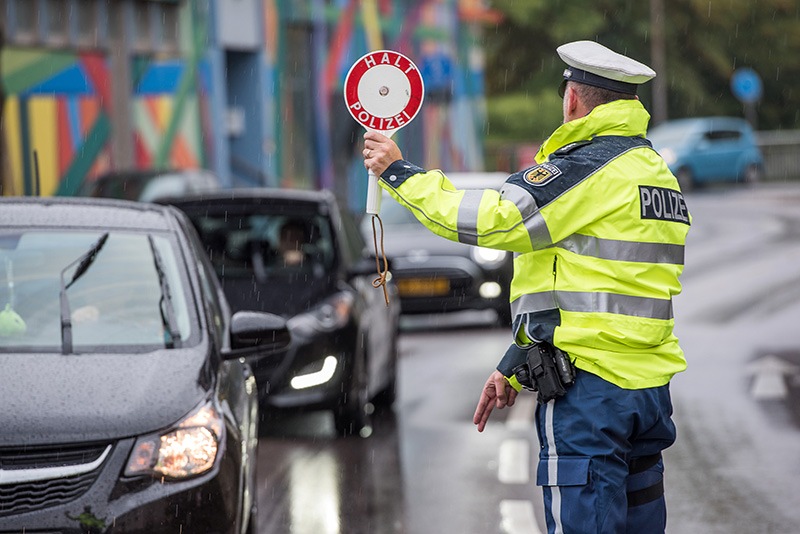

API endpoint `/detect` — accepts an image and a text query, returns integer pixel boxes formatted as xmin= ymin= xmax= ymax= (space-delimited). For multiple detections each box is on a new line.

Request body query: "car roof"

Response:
xmin=0 ymin=196 xmax=181 ymax=231
xmin=167 ymin=187 xmax=337 ymax=208
xmin=93 ymin=168 xmax=204 ymax=180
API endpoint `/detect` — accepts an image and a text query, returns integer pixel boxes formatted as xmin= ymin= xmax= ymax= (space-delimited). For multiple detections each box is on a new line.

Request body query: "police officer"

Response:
xmin=363 ymin=40 xmax=690 ymax=533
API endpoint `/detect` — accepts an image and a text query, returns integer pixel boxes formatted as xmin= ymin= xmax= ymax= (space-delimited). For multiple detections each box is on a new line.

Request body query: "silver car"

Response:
xmin=364 ymin=172 xmax=513 ymax=325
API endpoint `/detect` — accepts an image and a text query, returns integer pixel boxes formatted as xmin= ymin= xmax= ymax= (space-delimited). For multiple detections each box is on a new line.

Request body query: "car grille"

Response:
xmin=0 ymin=443 xmax=111 ymax=517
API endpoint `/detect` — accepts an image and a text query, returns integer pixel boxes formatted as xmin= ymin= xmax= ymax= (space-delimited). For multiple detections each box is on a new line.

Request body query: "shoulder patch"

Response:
xmin=523 ymin=163 xmax=562 ymax=186
xmin=553 ymin=140 xmax=593 ymax=155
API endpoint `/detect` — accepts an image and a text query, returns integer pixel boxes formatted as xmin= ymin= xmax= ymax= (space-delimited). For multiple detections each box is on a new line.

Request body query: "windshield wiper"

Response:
xmin=148 ymin=235 xmax=181 ymax=348
xmin=60 ymin=233 xmax=109 ymax=355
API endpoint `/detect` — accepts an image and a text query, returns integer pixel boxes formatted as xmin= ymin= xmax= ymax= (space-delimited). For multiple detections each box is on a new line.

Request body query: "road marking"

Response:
xmin=498 ymin=439 xmax=529 ymax=484
xmin=498 ymin=393 xmax=541 ymax=532
xmin=748 ymin=354 xmax=799 ymax=400
xmin=500 ymin=500 xmax=542 ymax=534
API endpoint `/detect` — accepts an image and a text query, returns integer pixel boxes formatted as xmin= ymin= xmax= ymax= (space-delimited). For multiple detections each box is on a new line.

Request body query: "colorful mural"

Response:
xmin=0 ymin=48 xmax=208 ymax=196
xmin=131 ymin=58 xmax=208 ymax=170
xmin=0 ymin=0 xmax=211 ymax=197
xmin=1 ymin=0 xmax=491 ymax=207
xmin=1 ymin=48 xmax=112 ymax=196
xmin=263 ymin=0 xmax=491 ymax=210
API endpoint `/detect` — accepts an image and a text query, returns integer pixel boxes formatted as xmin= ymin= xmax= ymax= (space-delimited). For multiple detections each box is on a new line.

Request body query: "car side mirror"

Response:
xmin=348 ymin=255 xmax=392 ymax=278
xmin=223 ymin=310 xmax=291 ymax=358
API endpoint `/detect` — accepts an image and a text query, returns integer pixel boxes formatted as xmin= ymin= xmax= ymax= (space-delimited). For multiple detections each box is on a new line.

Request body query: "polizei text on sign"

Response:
xmin=347 ymin=101 xmax=413 ymax=132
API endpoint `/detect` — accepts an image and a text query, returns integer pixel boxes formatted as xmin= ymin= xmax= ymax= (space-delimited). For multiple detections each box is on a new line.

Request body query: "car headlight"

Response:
xmin=658 ymin=147 xmax=677 ymax=166
xmin=124 ymin=400 xmax=224 ymax=479
xmin=286 ymin=292 xmax=354 ymax=338
xmin=470 ymin=246 xmax=507 ymax=268
xmin=291 ymin=355 xmax=339 ymax=389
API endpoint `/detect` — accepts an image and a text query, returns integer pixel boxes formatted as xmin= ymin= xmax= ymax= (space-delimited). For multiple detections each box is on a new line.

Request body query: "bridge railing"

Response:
xmin=757 ymin=130 xmax=800 ymax=182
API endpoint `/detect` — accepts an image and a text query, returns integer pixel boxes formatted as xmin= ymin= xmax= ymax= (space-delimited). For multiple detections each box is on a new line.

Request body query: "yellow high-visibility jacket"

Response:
xmin=379 ymin=99 xmax=689 ymax=389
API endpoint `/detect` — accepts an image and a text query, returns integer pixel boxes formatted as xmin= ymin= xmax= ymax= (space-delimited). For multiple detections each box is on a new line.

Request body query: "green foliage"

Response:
xmin=486 ymin=92 xmax=563 ymax=142
xmin=484 ymin=0 xmax=800 ymax=142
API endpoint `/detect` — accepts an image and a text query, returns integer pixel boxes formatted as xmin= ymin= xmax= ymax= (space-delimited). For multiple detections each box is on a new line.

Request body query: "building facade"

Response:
xmin=1 ymin=0 xmax=492 ymax=211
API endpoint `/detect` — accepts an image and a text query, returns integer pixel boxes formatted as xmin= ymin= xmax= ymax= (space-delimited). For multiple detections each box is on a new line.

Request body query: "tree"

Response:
xmin=483 ymin=0 xmax=800 ymax=144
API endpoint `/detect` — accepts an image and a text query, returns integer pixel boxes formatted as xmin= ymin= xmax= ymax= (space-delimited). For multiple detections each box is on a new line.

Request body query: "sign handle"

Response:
xmin=366 ymin=169 xmax=382 ymax=215
xmin=344 ymin=49 xmax=425 ymax=304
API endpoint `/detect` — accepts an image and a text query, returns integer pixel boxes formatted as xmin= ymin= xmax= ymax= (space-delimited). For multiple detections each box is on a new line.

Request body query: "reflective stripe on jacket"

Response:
xmin=379 ymin=99 xmax=689 ymax=389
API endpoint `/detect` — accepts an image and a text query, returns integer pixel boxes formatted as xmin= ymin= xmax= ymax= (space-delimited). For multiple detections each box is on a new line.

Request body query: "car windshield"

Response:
xmin=0 ymin=231 xmax=192 ymax=352
xmin=82 ymin=174 xmax=154 ymax=201
xmin=191 ymin=211 xmax=336 ymax=281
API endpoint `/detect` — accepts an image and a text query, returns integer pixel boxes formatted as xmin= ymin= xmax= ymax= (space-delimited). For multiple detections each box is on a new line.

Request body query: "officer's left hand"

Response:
xmin=473 ymin=370 xmax=518 ymax=433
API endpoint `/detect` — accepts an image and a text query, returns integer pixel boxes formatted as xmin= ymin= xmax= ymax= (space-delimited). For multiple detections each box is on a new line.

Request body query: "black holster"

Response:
xmin=512 ymin=343 xmax=576 ymax=404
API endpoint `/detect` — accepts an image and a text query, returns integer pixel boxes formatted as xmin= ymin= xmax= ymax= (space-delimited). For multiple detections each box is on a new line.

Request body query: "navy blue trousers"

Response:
xmin=534 ymin=370 xmax=676 ymax=533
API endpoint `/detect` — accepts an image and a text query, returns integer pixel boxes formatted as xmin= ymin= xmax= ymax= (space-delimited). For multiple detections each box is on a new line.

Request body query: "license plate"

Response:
xmin=397 ymin=278 xmax=450 ymax=297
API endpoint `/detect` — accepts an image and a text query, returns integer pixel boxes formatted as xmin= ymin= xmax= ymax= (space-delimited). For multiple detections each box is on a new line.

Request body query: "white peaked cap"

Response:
xmin=557 ymin=40 xmax=655 ymax=95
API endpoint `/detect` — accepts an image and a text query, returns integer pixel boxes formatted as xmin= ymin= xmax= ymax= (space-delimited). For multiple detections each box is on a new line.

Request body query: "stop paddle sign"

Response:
xmin=344 ymin=50 xmax=425 ymax=213
xmin=345 ymin=50 xmax=425 ymax=136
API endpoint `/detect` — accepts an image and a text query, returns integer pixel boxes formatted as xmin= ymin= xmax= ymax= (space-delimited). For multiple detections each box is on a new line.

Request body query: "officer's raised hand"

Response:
xmin=473 ymin=370 xmax=518 ymax=432
xmin=363 ymin=131 xmax=403 ymax=177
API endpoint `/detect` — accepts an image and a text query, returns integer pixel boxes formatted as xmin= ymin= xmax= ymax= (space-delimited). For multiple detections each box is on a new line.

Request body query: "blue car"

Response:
xmin=647 ymin=117 xmax=764 ymax=191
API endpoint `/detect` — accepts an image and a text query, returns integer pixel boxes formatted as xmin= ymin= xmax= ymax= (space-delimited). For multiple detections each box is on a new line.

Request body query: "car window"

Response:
xmin=139 ymin=174 xmax=189 ymax=202
xmin=703 ymin=129 xmax=742 ymax=142
xmin=190 ymin=210 xmax=336 ymax=280
xmin=184 ymin=221 xmax=226 ymax=341
xmin=82 ymin=171 xmax=221 ymax=202
xmin=84 ymin=176 xmax=147 ymax=201
xmin=338 ymin=209 xmax=368 ymax=264
xmin=139 ymin=172 xmax=221 ymax=202
xmin=0 ymin=230 xmax=193 ymax=352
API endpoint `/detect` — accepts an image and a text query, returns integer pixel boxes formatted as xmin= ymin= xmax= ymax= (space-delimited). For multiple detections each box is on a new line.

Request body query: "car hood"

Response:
xmin=0 ymin=347 xmax=210 ymax=446
xmin=221 ymin=272 xmax=338 ymax=318
xmin=378 ymin=226 xmax=472 ymax=259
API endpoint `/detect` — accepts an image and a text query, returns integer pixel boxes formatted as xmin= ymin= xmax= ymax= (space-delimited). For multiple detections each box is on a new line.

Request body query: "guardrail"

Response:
xmin=486 ymin=130 xmax=800 ymax=182
xmin=756 ymin=130 xmax=800 ymax=182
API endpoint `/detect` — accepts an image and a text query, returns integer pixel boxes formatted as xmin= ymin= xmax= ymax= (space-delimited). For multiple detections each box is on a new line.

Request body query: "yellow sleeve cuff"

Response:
xmin=506 ymin=374 xmax=523 ymax=393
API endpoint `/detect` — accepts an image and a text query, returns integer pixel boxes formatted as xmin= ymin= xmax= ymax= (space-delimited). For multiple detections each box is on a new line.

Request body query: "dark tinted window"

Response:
xmin=338 ymin=209 xmax=367 ymax=265
xmin=704 ymin=129 xmax=742 ymax=141
xmin=190 ymin=210 xmax=336 ymax=281
xmin=183 ymin=222 xmax=226 ymax=341
xmin=82 ymin=171 xmax=220 ymax=202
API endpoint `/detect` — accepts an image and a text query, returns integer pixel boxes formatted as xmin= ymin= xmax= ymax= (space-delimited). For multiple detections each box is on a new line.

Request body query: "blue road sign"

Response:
xmin=731 ymin=68 xmax=763 ymax=104
xmin=420 ymin=52 xmax=453 ymax=93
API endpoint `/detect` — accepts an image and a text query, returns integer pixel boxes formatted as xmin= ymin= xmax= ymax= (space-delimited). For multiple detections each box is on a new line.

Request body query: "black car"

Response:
xmin=365 ymin=172 xmax=514 ymax=325
xmin=0 ymin=197 xmax=289 ymax=533
xmin=78 ymin=168 xmax=222 ymax=203
xmin=170 ymin=189 xmax=401 ymax=437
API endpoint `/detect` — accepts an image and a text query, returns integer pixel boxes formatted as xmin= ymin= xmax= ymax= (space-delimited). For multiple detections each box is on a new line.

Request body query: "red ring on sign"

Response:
xmin=344 ymin=50 xmax=425 ymax=133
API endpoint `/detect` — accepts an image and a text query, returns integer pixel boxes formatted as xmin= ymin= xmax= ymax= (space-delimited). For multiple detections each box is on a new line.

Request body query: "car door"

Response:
xmin=180 ymin=215 xmax=259 ymax=528
xmin=694 ymin=124 xmax=744 ymax=181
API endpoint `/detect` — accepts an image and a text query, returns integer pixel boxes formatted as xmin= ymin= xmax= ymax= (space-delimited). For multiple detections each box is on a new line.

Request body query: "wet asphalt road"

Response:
xmin=253 ymin=183 xmax=800 ymax=534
